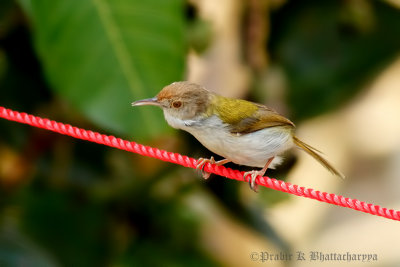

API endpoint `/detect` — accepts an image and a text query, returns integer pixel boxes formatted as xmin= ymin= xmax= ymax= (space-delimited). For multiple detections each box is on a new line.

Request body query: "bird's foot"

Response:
xmin=196 ymin=156 xmax=215 ymax=179
xmin=196 ymin=157 xmax=231 ymax=179
xmin=243 ymin=157 xmax=274 ymax=192
xmin=243 ymin=170 xmax=266 ymax=192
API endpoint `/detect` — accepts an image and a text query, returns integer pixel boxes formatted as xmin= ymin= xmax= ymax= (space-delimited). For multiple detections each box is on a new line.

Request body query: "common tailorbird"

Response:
xmin=132 ymin=81 xmax=344 ymax=191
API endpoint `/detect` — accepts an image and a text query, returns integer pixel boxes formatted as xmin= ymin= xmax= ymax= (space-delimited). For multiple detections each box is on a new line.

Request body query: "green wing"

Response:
xmin=227 ymin=104 xmax=295 ymax=135
xmin=209 ymin=95 xmax=295 ymax=135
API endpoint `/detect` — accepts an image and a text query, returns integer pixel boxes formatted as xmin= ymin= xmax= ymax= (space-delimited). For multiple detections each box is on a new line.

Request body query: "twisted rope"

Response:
xmin=0 ymin=106 xmax=399 ymax=221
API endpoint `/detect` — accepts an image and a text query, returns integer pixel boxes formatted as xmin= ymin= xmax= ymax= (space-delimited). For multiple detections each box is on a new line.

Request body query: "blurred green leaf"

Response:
xmin=0 ymin=224 xmax=59 ymax=267
xmin=18 ymin=0 xmax=186 ymax=138
xmin=0 ymin=0 xmax=14 ymax=20
xmin=186 ymin=18 xmax=213 ymax=54
xmin=270 ymin=0 xmax=400 ymax=120
xmin=20 ymin=189 xmax=109 ymax=267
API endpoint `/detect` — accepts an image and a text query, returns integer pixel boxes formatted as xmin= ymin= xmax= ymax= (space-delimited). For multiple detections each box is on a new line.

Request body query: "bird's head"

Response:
xmin=132 ymin=81 xmax=212 ymax=120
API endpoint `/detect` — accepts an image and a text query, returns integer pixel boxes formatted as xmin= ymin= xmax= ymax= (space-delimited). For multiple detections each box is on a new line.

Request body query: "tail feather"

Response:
xmin=293 ymin=136 xmax=345 ymax=179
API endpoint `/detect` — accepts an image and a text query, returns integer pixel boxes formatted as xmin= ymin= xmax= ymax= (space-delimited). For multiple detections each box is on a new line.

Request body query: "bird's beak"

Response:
xmin=131 ymin=97 xmax=160 ymax=107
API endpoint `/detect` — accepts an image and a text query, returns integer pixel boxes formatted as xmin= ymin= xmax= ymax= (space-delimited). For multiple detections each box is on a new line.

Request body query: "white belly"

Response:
xmin=164 ymin=113 xmax=294 ymax=168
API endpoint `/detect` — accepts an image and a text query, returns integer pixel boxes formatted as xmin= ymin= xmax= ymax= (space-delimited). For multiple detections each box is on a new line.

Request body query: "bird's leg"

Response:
xmin=196 ymin=156 xmax=231 ymax=179
xmin=243 ymin=157 xmax=275 ymax=192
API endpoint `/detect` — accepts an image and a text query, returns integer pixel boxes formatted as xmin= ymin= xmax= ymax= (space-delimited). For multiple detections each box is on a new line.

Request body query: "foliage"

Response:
xmin=270 ymin=0 xmax=400 ymax=120
xmin=0 ymin=0 xmax=399 ymax=266
xmin=19 ymin=0 xmax=185 ymax=138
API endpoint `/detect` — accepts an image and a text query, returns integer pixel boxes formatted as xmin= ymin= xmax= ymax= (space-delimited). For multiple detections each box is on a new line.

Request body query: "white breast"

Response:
xmin=163 ymin=113 xmax=293 ymax=168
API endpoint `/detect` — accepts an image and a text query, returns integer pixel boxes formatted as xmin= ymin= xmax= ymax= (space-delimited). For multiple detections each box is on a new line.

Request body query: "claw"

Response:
xmin=243 ymin=170 xmax=262 ymax=192
xmin=196 ymin=157 xmax=231 ymax=180
xmin=196 ymin=156 xmax=215 ymax=179
xmin=243 ymin=157 xmax=275 ymax=192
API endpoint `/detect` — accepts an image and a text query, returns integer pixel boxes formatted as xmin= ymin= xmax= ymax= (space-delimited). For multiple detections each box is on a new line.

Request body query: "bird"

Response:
xmin=132 ymin=81 xmax=344 ymax=191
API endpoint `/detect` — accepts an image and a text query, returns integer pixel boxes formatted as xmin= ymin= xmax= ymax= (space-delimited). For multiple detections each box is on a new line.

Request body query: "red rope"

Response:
xmin=0 ymin=106 xmax=399 ymax=221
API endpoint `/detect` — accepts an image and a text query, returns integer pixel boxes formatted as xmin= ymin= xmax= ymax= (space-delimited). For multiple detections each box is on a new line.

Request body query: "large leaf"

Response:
xmin=19 ymin=0 xmax=185 ymax=138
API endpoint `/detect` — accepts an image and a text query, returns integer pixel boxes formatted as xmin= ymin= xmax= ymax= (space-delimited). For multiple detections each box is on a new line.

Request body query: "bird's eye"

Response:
xmin=172 ymin=100 xmax=182 ymax=108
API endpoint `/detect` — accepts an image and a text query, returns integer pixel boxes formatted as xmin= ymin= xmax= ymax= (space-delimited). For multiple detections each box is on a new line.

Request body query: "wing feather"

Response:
xmin=228 ymin=105 xmax=295 ymax=134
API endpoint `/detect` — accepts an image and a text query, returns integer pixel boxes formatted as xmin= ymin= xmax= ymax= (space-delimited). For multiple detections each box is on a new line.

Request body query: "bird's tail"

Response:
xmin=293 ymin=136 xmax=345 ymax=179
